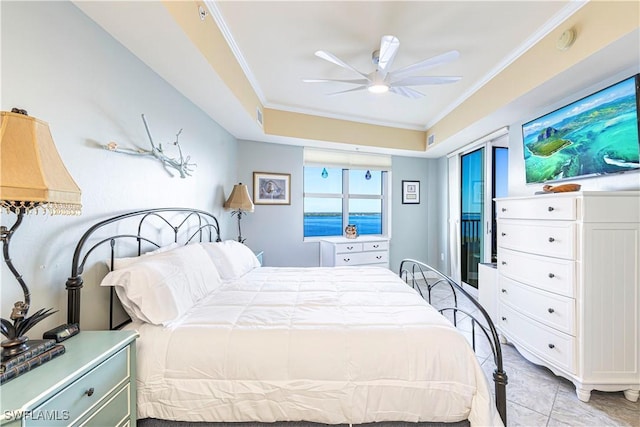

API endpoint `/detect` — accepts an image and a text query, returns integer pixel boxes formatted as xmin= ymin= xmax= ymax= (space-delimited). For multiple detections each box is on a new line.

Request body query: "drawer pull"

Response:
xmin=85 ymin=387 xmax=95 ymax=397
xmin=548 ymin=237 xmax=555 ymax=242
xmin=501 ymin=289 xmax=507 ymax=293
xmin=501 ymin=232 xmax=506 ymax=236
xmin=347 ymin=246 xmax=354 ymax=250
xmin=501 ymin=261 xmax=507 ymax=265
xmin=376 ymin=255 xmax=382 ymax=259
xmin=373 ymin=244 xmax=379 ymax=248
xmin=548 ymin=206 xmax=555 ymax=212
xmin=548 ymin=273 xmax=555 ymax=278
xmin=501 ymin=317 xmax=507 ymax=321
xmin=501 ymin=208 xmax=507 ymax=212
xmin=548 ymin=344 xmax=555 ymax=349
xmin=343 ymin=258 xmax=350 ymax=262
xmin=548 ymin=308 xmax=555 ymax=314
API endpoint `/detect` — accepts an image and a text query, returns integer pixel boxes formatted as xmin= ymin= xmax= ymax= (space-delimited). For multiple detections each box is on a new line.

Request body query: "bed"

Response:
xmin=64 ymin=208 xmax=507 ymax=427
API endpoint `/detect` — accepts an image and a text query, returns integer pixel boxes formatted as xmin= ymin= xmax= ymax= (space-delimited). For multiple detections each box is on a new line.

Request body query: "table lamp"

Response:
xmin=223 ymin=183 xmax=254 ymax=243
xmin=0 ymin=109 xmax=82 ymax=358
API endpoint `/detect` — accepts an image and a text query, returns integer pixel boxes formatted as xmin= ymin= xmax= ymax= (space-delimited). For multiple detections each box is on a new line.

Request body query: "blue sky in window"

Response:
xmin=304 ymin=167 xmax=382 ymax=213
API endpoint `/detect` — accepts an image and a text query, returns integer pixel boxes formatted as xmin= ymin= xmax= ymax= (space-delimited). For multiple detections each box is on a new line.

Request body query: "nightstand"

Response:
xmin=254 ymin=250 xmax=264 ymax=266
xmin=1 ymin=330 xmax=138 ymax=426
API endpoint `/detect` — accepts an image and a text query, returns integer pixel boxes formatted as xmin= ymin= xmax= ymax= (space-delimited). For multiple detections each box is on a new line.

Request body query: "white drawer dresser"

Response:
xmin=496 ymin=191 xmax=639 ymax=403
xmin=319 ymin=236 xmax=390 ymax=268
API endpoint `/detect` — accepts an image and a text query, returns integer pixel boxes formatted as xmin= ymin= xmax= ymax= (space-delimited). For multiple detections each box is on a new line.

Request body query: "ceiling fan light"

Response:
xmin=368 ymin=83 xmax=389 ymax=94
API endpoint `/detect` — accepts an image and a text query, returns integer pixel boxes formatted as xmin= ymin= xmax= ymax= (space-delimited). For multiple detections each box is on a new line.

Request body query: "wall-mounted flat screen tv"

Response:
xmin=522 ymin=74 xmax=640 ymax=184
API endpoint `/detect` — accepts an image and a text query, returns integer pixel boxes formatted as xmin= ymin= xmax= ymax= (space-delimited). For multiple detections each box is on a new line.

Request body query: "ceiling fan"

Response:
xmin=304 ymin=35 xmax=461 ymax=99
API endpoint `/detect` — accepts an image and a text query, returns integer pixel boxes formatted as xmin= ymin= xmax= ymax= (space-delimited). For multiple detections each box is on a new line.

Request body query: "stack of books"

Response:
xmin=0 ymin=339 xmax=65 ymax=384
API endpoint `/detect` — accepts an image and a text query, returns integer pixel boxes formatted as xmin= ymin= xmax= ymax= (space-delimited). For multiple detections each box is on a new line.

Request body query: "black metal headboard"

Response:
xmin=65 ymin=208 xmax=221 ymax=328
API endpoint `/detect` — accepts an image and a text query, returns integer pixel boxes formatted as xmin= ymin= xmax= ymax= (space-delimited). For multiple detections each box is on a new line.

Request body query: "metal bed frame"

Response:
xmin=65 ymin=208 xmax=221 ymax=330
xmin=399 ymin=259 xmax=508 ymax=425
xmin=64 ymin=208 xmax=507 ymax=426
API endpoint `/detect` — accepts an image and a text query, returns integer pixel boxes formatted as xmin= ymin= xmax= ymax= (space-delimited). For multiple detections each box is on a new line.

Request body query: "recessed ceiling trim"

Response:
xmin=426 ymin=0 xmax=588 ymax=129
xmin=265 ymin=101 xmax=426 ymax=132
xmin=204 ymin=0 xmax=266 ymax=105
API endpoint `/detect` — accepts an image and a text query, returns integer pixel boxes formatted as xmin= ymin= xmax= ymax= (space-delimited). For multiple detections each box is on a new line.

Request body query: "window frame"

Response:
xmin=303 ymin=168 xmax=390 ymax=241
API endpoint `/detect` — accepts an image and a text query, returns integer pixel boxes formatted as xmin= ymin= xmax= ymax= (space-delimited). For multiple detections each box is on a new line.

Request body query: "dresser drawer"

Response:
xmin=498 ymin=220 xmax=576 ymax=259
xmin=334 ymin=250 xmax=388 ymax=266
xmin=497 ymin=196 xmax=576 ymax=220
xmin=80 ymin=383 xmax=130 ymax=426
xmin=499 ymin=275 xmax=575 ymax=335
xmin=363 ymin=240 xmax=388 ymax=252
xmin=31 ymin=346 xmax=130 ymax=426
xmin=334 ymin=242 xmax=363 ymax=253
xmin=499 ymin=304 xmax=575 ymax=373
xmin=498 ymin=248 xmax=575 ymax=297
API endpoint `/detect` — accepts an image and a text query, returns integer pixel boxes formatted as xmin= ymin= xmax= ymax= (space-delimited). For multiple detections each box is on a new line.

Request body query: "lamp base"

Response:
xmin=1 ymin=335 xmax=28 ymax=359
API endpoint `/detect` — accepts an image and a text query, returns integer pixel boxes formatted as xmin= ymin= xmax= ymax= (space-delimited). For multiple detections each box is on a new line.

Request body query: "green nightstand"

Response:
xmin=1 ymin=330 xmax=138 ymax=426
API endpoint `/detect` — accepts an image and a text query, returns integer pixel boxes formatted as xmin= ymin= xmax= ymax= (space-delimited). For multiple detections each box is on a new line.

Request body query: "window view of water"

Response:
xmin=304 ymin=213 xmax=382 ymax=237
xmin=303 ymin=167 xmax=385 ymax=238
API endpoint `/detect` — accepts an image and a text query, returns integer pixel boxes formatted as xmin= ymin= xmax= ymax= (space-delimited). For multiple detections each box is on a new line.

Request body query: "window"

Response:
xmin=304 ymin=167 xmax=343 ymax=237
xmin=304 ymin=167 xmax=388 ymax=238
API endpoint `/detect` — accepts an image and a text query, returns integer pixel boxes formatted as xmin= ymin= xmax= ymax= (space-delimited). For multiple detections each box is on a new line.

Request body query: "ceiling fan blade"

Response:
xmin=377 ymin=35 xmax=400 ymax=76
xmin=303 ymin=78 xmax=370 ymax=85
xmin=392 ymin=75 xmax=462 ymax=86
xmin=389 ymin=86 xmax=425 ymax=99
xmin=327 ymin=85 xmax=368 ymax=96
xmin=314 ymin=50 xmax=368 ymax=78
xmin=389 ymin=50 xmax=460 ymax=81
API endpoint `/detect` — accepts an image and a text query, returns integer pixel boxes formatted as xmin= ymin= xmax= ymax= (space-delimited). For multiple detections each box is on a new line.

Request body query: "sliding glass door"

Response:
xmin=460 ymin=148 xmax=484 ymax=288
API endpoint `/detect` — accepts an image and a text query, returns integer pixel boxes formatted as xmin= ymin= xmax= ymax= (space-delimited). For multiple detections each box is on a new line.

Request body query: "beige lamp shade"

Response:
xmin=224 ymin=183 xmax=254 ymax=212
xmin=0 ymin=111 xmax=81 ymax=215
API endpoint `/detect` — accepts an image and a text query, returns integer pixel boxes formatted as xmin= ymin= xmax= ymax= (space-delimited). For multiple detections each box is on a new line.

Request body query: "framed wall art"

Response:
xmin=402 ymin=180 xmax=420 ymax=204
xmin=253 ymin=172 xmax=291 ymax=205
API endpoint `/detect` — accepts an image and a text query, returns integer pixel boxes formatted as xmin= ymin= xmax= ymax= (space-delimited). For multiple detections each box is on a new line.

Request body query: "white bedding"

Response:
xmin=125 ymin=266 xmax=502 ymax=426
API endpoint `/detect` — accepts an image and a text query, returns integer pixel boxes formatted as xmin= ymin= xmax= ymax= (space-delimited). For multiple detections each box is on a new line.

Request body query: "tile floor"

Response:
xmin=482 ymin=343 xmax=639 ymax=427
xmin=418 ymin=278 xmax=640 ymax=427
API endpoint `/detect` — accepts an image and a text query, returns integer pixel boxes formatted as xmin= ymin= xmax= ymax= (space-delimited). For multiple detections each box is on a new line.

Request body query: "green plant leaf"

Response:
xmin=0 ymin=318 xmax=16 ymax=339
xmin=15 ymin=308 xmax=57 ymax=337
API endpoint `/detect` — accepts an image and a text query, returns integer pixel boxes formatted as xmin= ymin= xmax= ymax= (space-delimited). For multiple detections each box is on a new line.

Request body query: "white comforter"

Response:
xmin=126 ymin=266 xmax=502 ymax=426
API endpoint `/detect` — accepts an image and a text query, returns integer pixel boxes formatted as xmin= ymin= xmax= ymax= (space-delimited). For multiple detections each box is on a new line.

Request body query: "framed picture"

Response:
xmin=402 ymin=180 xmax=420 ymax=204
xmin=253 ymin=172 xmax=291 ymax=205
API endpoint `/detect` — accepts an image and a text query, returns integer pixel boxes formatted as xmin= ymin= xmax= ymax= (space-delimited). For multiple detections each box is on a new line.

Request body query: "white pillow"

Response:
xmin=100 ymin=244 xmax=222 ymax=325
xmin=110 ymin=242 xmax=182 ymax=270
xmin=199 ymin=240 xmax=260 ymax=281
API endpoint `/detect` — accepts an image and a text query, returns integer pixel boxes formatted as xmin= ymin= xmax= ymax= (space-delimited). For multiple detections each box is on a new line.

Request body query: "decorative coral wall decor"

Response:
xmin=105 ymin=114 xmax=196 ymax=178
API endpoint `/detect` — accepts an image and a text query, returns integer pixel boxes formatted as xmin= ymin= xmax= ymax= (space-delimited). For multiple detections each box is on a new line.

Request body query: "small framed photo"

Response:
xmin=253 ymin=172 xmax=291 ymax=205
xmin=402 ymin=180 xmax=420 ymax=204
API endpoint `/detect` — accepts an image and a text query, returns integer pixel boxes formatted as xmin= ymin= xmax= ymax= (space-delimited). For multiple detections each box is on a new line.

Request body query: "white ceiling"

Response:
xmin=74 ymin=1 xmax=639 ymax=157
xmin=211 ymin=0 xmax=571 ymax=129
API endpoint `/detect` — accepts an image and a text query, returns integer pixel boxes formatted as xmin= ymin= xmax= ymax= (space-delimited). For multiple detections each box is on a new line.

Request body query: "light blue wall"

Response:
xmin=234 ymin=140 xmax=317 ymax=266
xmin=389 ymin=155 xmax=441 ymax=271
xmin=237 ymin=140 xmax=442 ymax=271
xmin=1 ymin=1 xmax=238 ymax=332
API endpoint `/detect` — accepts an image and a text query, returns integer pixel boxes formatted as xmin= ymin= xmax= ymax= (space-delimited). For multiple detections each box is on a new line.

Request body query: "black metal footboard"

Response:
xmin=399 ymin=259 xmax=507 ymax=426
